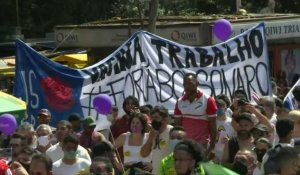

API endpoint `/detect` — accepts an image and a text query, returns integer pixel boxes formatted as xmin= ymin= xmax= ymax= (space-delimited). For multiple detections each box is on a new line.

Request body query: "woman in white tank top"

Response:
xmin=114 ymin=112 xmax=152 ymax=173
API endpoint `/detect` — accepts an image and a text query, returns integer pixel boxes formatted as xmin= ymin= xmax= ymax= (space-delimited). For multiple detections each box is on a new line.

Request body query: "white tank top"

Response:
xmin=123 ymin=132 xmax=152 ymax=164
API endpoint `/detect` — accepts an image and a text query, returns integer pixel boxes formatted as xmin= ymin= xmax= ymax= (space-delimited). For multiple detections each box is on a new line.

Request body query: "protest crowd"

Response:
xmin=1 ymin=71 xmax=300 ymax=175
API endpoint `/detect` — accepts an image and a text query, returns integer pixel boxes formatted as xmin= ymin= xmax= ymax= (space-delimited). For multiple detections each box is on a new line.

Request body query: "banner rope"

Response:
xmin=51 ymin=26 xmax=78 ymax=53
xmin=107 ymin=127 xmax=126 ymax=173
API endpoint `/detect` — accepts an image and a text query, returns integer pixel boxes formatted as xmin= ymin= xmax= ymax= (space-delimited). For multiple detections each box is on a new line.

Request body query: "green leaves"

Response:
xmin=0 ymin=0 xmax=298 ymax=41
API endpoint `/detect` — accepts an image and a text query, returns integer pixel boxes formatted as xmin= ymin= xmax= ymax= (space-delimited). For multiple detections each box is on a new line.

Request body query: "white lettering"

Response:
xmin=21 ymin=70 xmax=39 ymax=109
xmin=20 ymin=71 xmax=29 ymax=103
xmin=29 ymin=71 xmax=39 ymax=108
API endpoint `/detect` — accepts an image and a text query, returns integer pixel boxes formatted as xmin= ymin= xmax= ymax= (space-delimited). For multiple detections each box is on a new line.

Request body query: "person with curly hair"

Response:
xmin=173 ymin=139 xmax=206 ymax=175
xmin=114 ymin=113 xmax=152 ymax=174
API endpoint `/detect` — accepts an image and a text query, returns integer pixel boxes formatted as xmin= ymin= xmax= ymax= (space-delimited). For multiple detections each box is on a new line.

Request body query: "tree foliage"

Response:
xmin=0 ymin=0 xmax=298 ymax=41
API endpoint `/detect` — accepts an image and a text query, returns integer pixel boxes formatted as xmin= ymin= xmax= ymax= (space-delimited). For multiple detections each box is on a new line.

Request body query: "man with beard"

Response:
xmin=45 ymin=120 xmax=91 ymax=164
xmin=222 ymin=112 xmax=255 ymax=169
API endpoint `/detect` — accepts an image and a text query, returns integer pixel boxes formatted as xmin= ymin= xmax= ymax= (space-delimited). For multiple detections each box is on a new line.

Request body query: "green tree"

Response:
xmin=0 ymin=0 xmax=299 ymax=41
xmin=0 ymin=0 xmax=19 ymax=40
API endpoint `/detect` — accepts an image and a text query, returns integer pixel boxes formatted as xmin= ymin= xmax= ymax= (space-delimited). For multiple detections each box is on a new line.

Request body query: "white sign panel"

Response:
xmin=55 ymin=25 xmax=202 ymax=47
xmin=213 ymin=19 xmax=300 ymax=44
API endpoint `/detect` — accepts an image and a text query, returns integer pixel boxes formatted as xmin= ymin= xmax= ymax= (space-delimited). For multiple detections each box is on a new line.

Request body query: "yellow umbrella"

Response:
xmin=0 ymin=91 xmax=26 ymax=122
xmin=52 ymin=54 xmax=87 ymax=68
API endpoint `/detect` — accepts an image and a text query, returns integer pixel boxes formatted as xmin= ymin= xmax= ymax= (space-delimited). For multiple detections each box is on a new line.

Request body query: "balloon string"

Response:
xmin=108 ymin=128 xmax=125 ymax=173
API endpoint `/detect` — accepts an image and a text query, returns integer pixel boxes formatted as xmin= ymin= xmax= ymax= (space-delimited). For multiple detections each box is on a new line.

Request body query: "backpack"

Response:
xmin=263 ymin=144 xmax=282 ymax=174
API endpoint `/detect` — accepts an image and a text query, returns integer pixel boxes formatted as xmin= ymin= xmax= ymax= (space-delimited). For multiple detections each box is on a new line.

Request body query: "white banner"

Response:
xmin=15 ymin=23 xmax=271 ymax=125
xmin=79 ymin=23 xmax=271 ymax=116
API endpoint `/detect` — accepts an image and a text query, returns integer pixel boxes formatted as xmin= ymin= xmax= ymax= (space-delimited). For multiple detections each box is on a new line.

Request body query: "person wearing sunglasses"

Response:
xmin=252 ymin=137 xmax=272 ymax=175
xmin=251 ymin=124 xmax=269 ymax=142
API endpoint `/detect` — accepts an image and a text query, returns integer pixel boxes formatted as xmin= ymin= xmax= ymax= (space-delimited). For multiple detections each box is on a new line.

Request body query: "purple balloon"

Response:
xmin=0 ymin=114 xmax=17 ymax=135
xmin=93 ymin=94 xmax=112 ymax=115
xmin=213 ymin=19 xmax=233 ymax=41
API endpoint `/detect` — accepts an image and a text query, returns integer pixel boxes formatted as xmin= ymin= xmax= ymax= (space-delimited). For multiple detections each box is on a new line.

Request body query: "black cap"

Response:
xmin=253 ymin=123 xmax=269 ymax=132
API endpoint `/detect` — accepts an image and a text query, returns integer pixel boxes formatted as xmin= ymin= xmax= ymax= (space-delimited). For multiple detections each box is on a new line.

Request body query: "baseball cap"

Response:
xmin=82 ymin=116 xmax=96 ymax=127
xmin=38 ymin=109 xmax=51 ymax=117
xmin=253 ymin=123 xmax=269 ymax=132
xmin=235 ymin=112 xmax=254 ymax=123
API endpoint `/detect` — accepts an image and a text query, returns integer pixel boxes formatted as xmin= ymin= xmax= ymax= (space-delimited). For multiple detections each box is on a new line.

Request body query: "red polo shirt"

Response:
xmin=174 ymin=90 xmax=217 ymax=144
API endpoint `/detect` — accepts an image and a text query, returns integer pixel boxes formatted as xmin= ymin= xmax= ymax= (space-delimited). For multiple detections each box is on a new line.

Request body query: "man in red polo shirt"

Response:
xmin=174 ymin=73 xmax=217 ymax=154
